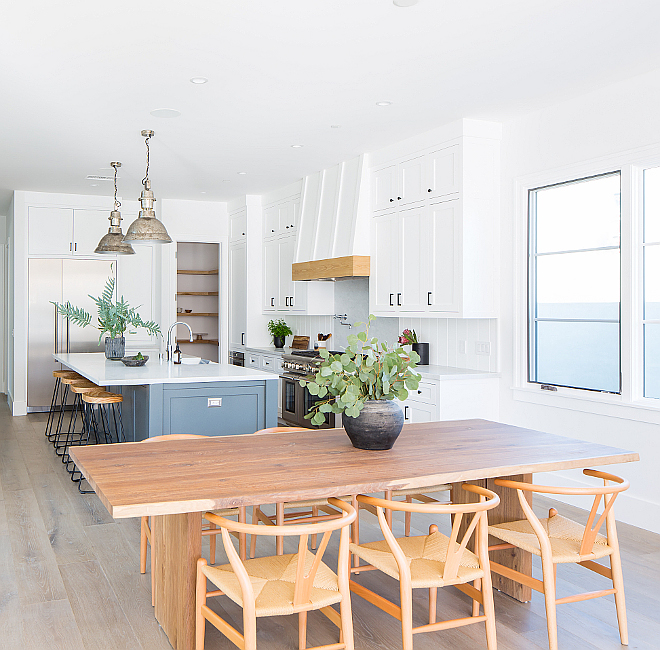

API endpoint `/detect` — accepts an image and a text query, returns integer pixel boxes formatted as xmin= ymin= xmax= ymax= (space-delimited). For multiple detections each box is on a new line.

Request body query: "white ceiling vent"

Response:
xmin=85 ymin=174 xmax=114 ymax=181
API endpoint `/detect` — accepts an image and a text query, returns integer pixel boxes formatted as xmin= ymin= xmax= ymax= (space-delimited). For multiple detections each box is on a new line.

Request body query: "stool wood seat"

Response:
xmin=69 ymin=381 xmax=101 ymax=394
xmin=82 ymin=390 xmax=123 ymax=404
xmin=61 ymin=375 xmax=87 ymax=385
xmin=52 ymin=370 xmax=82 ymax=379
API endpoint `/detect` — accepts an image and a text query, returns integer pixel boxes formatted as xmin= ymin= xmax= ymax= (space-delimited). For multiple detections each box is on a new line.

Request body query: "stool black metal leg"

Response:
xmin=45 ymin=377 xmax=61 ymax=441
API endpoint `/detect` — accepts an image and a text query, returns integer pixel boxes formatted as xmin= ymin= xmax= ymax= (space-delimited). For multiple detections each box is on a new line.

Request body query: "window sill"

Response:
xmin=511 ymin=384 xmax=660 ymax=425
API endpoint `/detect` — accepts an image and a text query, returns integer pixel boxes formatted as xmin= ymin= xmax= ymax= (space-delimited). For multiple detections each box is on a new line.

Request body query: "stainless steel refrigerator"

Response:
xmin=28 ymin=258 xmax=115 ymax=411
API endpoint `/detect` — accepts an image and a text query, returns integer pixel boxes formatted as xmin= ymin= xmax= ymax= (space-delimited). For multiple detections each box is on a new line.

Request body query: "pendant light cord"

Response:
xmin=112 ymin=163 xmax=121 ymax=210
xmin=142 ymin=132 xmax=151 ymax=187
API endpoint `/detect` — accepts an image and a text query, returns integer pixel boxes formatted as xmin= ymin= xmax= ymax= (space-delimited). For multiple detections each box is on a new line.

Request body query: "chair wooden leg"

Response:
xmin=196 ymin=559 xmax=207 ymax=650
xmin=243 ymin=606 xmax=257 ymax=650
xmin=405 ymin=496 xmax=412 ymax=536
xmin=481 ymin=572 xmax=497 ymax=650
xmin=311 ymin=507 xmax=318 ymax=549
xmin=140 ymin=517 xmax=148 ymax=574
xmin=472 ymin=579 xmax=481 ymax=617
xmin=352 ymin=495 xmax=360 ymax=570
xmin=239 ymin=506 xmax=247 ymax=561
xmin=209 ymin=521 xmax=217 ymax=565
xmin=428 ymin=587 xmax=437 ymax=624
xmin=541 ymin=555 xmax=559 ymax=650
xmin=385 ymin=490 xmax=393 ymax=530
xmin=276 ymin=503 xmax=284 ymax=555
xmin=610 ymin=548 xmax=629 ymax=645
xmin=151 ymin=520 xmax=156 ymax=607
xmin=340 ymin=594 xmax=355 ymax=650
xmin=400 ymin=582 xmax=414 ymax=650
xmin=298 ymin=610 xmax=307 ymax=650
xmin=250 ymin=507 xmax=259 ymax=559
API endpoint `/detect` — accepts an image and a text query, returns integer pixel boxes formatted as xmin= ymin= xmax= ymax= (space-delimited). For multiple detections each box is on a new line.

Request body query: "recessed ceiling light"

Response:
xmin=291 ymin=144 xmax=303 ymax=149
xmin=222 ymin=179 xmax=231 ymax=183
xmin=393 ymin=0 xmax=418 ymax=6
xmin=150 ymin=108 xmax=181 ymax=118
xmin=190 ymin=77 xmax=208 ymax=84
xmin=237 ymin=171 xmax=247 ymax=175
xmin=200 ymin=191 xmax=206 ymax=194
xmin=330 ymin=125 xmax=341 ymax=129
xmin=90 ymin=183 xmax=98 ymax=187
xmin=376 ymin=101 xmax=393 ymax=107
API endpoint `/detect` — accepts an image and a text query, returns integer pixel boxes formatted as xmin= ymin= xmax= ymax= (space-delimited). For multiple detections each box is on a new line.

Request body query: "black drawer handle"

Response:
xmin=404 ymin=405 xmax=409 ymax=420
xmin=271 ymin=297 xmax=274 ymax=307
xmin=427 ymin=291 xmax=432 ymax=306
xmin=389 ymin=293 xmax=394 ymax=306
xmin=397 ymin=293 xmax=401 ymax=306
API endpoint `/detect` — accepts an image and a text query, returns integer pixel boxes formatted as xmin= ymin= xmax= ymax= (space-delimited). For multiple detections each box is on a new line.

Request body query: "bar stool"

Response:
xmin=75 ymin=390 xmax=125 ymax=493
xmin=53 ymin=375 xmax=89 ymax=455
xmin=45 ymin=370 xmax=82 ymax=442
xmin=63 ymin=380 xmax=102 ymax=476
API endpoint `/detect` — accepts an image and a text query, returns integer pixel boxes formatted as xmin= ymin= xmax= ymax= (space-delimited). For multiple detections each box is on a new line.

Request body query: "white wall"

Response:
xmin=499 ymin=67 xmax=660 ymax=533
xmin=0 ymin=215 xmax=6 ymax=394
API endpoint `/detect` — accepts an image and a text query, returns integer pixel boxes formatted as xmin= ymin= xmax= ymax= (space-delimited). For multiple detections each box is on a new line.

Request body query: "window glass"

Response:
xmin=529 ymin=172 xmax=621 ymax=393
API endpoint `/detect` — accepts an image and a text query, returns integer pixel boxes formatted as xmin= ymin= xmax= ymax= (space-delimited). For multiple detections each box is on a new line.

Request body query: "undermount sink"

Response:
xmin=180 ymin=357 xmax=202 ymax=365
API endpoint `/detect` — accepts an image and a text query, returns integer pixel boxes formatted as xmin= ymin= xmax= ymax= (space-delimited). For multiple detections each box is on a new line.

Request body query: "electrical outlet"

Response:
xmin=458 ymin=340 xmax=466 ymax=354
xmin=207 ymin=398 xmax=222 ymax=407
xmin=475 ymin=342 xmax=491 ymax=356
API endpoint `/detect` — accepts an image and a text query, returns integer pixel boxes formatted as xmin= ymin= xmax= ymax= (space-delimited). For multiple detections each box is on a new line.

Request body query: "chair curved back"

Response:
xmin=494 ymin=469 xmax=629 ymax=556
xmin=207 ymin=498 xmax=356 ymax=609
xmin=140 ymin=433 xmax=208 ymax=443
xmin=357 ymin=484 xmax=499 ymax=583
xmin=254 ymin=427 xmax=308 ymax=435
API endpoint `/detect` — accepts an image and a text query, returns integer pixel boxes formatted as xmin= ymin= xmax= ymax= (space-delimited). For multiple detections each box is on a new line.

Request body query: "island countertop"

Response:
xmin=54 ymin=352 xmax=278 ymax=386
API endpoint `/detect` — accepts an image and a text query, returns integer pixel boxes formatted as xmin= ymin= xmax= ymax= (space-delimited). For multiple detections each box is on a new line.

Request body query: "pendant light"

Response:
xmin=94 ymin=162 xmax=135 ymax=255
xmin=123 ymin=130 xmax=173 ymax=244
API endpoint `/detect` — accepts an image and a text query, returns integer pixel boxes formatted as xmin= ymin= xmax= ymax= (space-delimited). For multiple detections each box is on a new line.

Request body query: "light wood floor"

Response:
xmin=1 ymin=400 xmax=658 ymax=650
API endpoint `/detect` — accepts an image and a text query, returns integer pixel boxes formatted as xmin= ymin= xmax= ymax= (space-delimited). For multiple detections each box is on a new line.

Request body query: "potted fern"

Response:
xmin=299 ymin=315 xmax=421 ymax=450
xmin=53 ymin=276 xmax=161 ymax=360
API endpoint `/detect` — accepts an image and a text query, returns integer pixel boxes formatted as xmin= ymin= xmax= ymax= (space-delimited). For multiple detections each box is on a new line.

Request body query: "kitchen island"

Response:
xmin=54 ymin=352 xmax=278 ymax=440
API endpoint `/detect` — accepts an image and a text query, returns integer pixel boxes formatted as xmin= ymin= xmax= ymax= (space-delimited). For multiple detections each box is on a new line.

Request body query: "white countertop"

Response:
xmin=413 ymin=365 xmax=499 ymax=381
xmin=54 ymin=353 xmax=278 ymax=386
xmin=245 ymin=346 xmax=286 ymax=356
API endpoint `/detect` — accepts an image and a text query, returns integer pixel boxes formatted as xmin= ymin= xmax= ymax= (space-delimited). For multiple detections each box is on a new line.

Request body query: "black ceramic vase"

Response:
xmin=273 ymin=336 xmax=285 ymax=349
xmin=105 ymin=336 xmax=125 ymax=360
xmin=343 ymin=400 xmax=405 ymax=450
xmin=412 ymin=342 xmax=429 ymax=365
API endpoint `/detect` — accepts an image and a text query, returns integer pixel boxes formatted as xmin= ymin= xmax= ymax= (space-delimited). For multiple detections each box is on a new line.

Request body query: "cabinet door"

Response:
xmin=403 ymin=401 xmax=436 ymax=423
xmin=279 ymin=202 xmax=295 ymax=234
xmin=278 ymin=237 xmax=295 ymax=310
xmin=429 ymin=200 xmax=460 ymax=313
xmin=264 ymin=204 xmax=279 ymax=238
xmin=230 ymin=242 xmax=247 ymax=347
xmin=372 ymin=165 xmax=396 ymax=211
xmin=263 ymin=239 xmax=279 ymax=311
xmin=116 ymin=244 xmax=155 ymax=346
xmin=372 ymin=212 xmax=399 ymax=312
xmin=73 ymin=209 xmax=115 ymax=256
xmin=398 ymin=155 xmax=425 ymax=207
xmin=427 ymin=145 xmax=459 ymax=200
xmin=399 ymin=207 xmax=429 ymax=312
xmin=230 ymin=209 xmax=247 ymax=242
xmin=28 ymin=206 xmax=73 ymax=256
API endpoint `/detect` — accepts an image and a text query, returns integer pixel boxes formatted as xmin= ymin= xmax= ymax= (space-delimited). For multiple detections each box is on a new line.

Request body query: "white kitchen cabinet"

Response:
xmin=398 ymin=154 xmax=426 ymax=207
xmin=28 ymin=206 xmax=113 ymax=257
xmin=373 ymin=165 xmax=396 ymax=212
xmin=263 ymin=239 xmax=279 ymax=311
xmin=229 ymin=241 xmax=247 ymax=348
xmin=427 ymin=145 xmax=460 ymax=200
xmin=229 ymin=208 xmax=247 ymax=243
xmin=428 ymin=200 xmax=460 ymax=313
xmin=399 ymin=206 xmax=429 ymax=312
xmin=372 ymin=212 xmax=399 ymax=312
xmin=403 ymin=401 xmax=435 ymax=423
xmin=263 ymin=196 xmax=300 ymax=240
xmin=247 ymin=352 xmax=261 ymax=369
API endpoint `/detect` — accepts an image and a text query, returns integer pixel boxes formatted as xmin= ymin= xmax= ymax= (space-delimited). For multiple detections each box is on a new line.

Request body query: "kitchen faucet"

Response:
xmin=167 ymin=321 xmax=194 ymax=361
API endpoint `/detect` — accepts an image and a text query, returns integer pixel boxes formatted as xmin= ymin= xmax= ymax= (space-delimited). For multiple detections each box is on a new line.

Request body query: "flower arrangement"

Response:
xmin=398 ymin=328 xmax=418 ymax=345
xmin=267 ymin=319 xmax=293 ymax=338
xmin=300 ymin=316 xmax=421 ymax=426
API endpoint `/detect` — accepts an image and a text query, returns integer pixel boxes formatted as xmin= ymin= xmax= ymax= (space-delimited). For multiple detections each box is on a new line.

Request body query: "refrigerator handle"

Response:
xmin=54 ymin=303 xmax=58 ymax=355
xmin=66 ymin=318 xmax=70 ymax=353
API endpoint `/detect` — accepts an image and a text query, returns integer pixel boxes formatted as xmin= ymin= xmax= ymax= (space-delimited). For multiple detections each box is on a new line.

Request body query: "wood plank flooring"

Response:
xmin=0 ymin=400 xmax=657 ymax=649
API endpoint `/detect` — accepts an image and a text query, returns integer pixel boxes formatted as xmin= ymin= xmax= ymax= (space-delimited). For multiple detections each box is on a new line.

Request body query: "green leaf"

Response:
xmin=330 ymin=360 xmax=343 ymax=373
xmin=307 ymin=382 xmax=319 ymax=395
xmin=397 ymin=388 xmax=409 ymax=401
xmin=319 ymin=402 xmax=333 ymax=413
xmin=319 ymin=348 xmax=330 ymax=359
xmin=320 ymin=366 xmax=332 ymax=377
xmin=318 ymin=385 xmax=328 ymax=398
xmin=311 ymin=412 xmax=326 ymax=426
xmin=357 ymin=331 xmax=367 ymax=342
xmin=347 ymin=334 xmax=358 ymax=345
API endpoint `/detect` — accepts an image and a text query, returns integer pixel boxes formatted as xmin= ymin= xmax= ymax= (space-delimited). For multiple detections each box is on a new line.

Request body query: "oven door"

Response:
xmin=281 ymin=374 xmax=335 ymax=429
xmin=302 ymin=385 xmax=335 ymax=429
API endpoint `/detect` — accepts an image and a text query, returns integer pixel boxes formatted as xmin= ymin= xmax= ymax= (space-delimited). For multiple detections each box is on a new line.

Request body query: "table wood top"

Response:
xmin=68 ymin=420 xmax=639 ymax=518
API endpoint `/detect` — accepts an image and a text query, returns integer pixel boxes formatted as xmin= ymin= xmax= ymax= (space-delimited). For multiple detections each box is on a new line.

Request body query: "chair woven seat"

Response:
xmin=350 ymin=531 xmax=484 ymax=589
xmin=391 ymin=483 xmax=450 ymax=497
xmin=489 ymin=513 xmax=612 ymax=564
xmin=208 ymin=507 xmax=240 ymax=517
xmin=202 ymin=551 xmax=342 ymax=617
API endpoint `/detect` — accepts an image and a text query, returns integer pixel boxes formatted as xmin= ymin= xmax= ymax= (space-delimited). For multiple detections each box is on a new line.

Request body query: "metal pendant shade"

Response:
xmin=95 ymin=162 xmax=135 ymax=255
xmin=123 ymin=130 xmax=173 ymax=244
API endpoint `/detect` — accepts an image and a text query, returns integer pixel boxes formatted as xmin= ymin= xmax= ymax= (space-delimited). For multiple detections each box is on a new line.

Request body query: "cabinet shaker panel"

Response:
xmin=73 ymin=209 xmax=113 ymax=256
xmin=427 ymin=145 xmax=459 ymax=199
xmin=398 ymin=155 xmax=425 ymax=206
xmin=373 ymin=165 xmax=396 ymax=211
xmin=28 ymin=207 xmax=73 ymax=256
xmin=429 ymin=200 xmax=460 ymax=313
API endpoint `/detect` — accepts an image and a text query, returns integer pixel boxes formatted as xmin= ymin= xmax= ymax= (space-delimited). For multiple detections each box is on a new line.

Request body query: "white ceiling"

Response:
xmin=1 ymin=0 xmax=660 ymax=214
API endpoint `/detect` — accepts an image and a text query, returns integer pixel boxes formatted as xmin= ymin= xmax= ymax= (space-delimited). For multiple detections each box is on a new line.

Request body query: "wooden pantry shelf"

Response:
xmin=176 ymin=291 xmax=219 ymax=296
xmin=177 ymin=269 xmax=219 ymax=275
xmin=177 ymin=312 xmax=218 ymax=317
xmin=177 ymin=339 xmax=219 ymax=345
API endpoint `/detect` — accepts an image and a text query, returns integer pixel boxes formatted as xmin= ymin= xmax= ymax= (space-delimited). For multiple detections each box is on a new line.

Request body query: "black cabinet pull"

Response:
xmin=242 ymin=232 xmax=245 ymax=236
xmin=271 ymin=297 xmax=274 ymax=307
xmin=428 ymin=188 xmax=432 ymax=192
xmin=397 ymin=293 xmax=401 ymax=306
xmin=271 ymin=229 xmax=275 ymax=232
xmin=404 ymin=405 xmax=409 ymax=420
xmin=389 ymin=293 xmax=394 ymax=306
xmin=427 ymin=291 xmax=432 ymax=306
xmin=417 ymin=390 xmax=422 ymax=394
xmin=241 ymin=333 xmax=245 ymax=346
xmin=74 ymin=242 xmax=77 ymax=251
xmin=286 ymin=226 xmax=289 ymax=229
xmin=389 ymin=198 xmax=394 ymax=202
xmin=285 ymin=297 xmax=289 ymax=307
xmin=290 ymin=296 xmax=294 ymax=307
xmin=397 ymin=196 xmax=402 ymax=200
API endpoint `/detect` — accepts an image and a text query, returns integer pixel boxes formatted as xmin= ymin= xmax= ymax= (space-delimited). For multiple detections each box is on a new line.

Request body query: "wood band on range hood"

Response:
xmin=292 ymin=256 xmax=370 ymax=281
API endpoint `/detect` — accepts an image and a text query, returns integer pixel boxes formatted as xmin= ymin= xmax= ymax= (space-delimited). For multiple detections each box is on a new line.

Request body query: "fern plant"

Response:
xmin=53 ymin=276 xmax=161 ymax=342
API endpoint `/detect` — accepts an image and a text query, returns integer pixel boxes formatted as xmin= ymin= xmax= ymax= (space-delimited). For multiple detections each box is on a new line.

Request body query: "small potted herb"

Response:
xmin=399 ymin=328 xmax=429 ymax=365
xmin=267 ymin=319 xmax=293 ymax=349
xmin=53 ymin=276 xmax=161 ymax=360
xmin=300 ymin=316 xmax=421 ymax=450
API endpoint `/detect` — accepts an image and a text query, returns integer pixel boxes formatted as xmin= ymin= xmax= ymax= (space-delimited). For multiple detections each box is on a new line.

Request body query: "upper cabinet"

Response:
xmin=229 ymin=208 xmax=247 ymax=243
xmin=28 ymin=207 xmax=111 ymax=257
xmin=263 ymin=197 xmax=300 ymax=240
xmin=369 ymin=127 xmax=499 ymax=318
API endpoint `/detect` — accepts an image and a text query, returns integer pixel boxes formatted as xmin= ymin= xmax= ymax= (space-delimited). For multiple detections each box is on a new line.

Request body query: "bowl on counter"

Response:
xmin=121 ymin=355 xmax=149 ymax=367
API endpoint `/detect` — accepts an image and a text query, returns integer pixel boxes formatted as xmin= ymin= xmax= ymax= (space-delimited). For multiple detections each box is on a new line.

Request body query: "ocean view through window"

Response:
xmin=528 ymin=172 xmax=621 ymax=393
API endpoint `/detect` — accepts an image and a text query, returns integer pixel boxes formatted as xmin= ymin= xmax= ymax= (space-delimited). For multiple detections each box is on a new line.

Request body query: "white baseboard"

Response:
xmin=535 ymin=471 xmax=659 ymax=536
xmin=10 ymin=396 xmax=27 ymax=417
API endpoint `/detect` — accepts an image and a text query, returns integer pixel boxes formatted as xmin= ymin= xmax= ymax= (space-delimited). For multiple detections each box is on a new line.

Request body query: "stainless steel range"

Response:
xmin=281 ymin=350 xmax=343 ymax=428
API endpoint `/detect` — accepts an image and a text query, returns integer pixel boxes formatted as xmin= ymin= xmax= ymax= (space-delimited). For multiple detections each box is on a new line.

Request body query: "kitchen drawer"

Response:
xmin=409 ymin=379 xmax=437 ymax=404
xmin=247 ymin=353 xmax=261 ymax=369
xmin=261 ymin=355 xmax=283 ymax=374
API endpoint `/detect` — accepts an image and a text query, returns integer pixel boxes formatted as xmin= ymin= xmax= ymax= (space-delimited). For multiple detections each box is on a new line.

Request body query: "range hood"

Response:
xmin=293 ymin=155 xmax=371 ymax=281
xmin=292 ymin=255 xmax=370 ymax=281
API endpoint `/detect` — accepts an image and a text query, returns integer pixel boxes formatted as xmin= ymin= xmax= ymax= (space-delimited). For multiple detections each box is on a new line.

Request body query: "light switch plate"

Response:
xmin=475 ymin=342 xmax=491 ymax=355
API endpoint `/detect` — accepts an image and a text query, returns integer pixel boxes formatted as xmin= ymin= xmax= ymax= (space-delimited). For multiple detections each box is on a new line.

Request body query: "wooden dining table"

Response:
xmin=69 ymin=419 xmax=639 ymax=650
